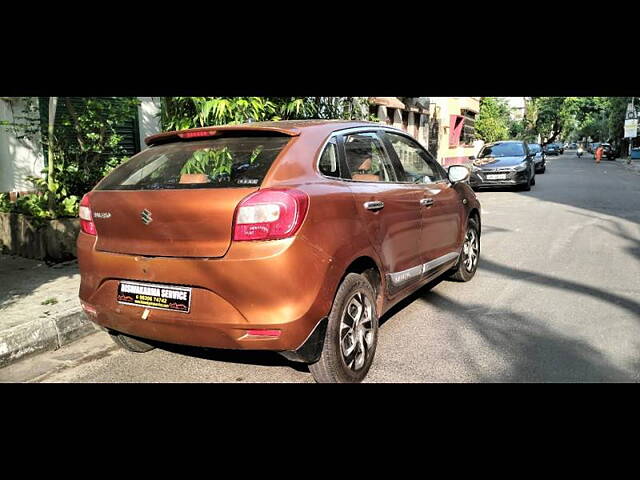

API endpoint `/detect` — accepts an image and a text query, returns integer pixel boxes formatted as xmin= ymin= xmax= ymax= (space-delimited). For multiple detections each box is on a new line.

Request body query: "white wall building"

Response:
xmin=0 ymin=98 xmax=45 ymax=194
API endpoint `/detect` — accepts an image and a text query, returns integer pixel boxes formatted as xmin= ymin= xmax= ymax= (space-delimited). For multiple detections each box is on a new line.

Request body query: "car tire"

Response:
xmin=109 ymin=331 xmax=156 ymax=353
xmin=520 ymin=176 xmax=532 ymax=191
xmin=448 ymin=217 xmax=480 ymax=282
xmin=309 ymin=273 xmax=379 ymax=383
xmin=539 ymin=166 xmax=546 ymax=174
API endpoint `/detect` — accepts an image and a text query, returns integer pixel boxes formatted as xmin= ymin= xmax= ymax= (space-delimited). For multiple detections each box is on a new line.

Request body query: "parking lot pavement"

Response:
xmin=2 ymin=152 xmax=639 ymax=383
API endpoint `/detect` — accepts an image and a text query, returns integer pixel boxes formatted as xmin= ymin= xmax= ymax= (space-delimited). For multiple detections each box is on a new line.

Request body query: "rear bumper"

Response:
xmin=77 ymin=232 xmax=335 ymax=353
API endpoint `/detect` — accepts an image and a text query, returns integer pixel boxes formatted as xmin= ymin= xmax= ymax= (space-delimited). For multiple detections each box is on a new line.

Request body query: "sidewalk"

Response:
xmin=614 ymin=157 xmax=640 ymax=175
xmin=0 ymin=254 xmax=96 ymax=369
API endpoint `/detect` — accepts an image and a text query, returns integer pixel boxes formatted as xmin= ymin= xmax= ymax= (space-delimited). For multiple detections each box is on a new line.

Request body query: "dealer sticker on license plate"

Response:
xmin=117 ymin=281 xmax=191 ymax=313
xmin=486 ymin=174 xmax=507 ymax=180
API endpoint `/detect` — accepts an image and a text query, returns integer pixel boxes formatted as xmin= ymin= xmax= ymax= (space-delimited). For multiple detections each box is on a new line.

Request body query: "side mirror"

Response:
xmin=448 ymin=165 xmax=470 ymax=183
xmin=469 ymin=156 xmax=476 ymax=161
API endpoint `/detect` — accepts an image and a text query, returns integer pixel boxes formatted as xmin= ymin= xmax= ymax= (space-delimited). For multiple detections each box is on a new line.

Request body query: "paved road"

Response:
xmin=2 ymin=151 xmax=639 ymax=382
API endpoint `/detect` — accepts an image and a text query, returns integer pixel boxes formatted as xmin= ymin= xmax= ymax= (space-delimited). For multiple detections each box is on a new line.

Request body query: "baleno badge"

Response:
xmin=141 ymin=209 xmax=153 ymax=225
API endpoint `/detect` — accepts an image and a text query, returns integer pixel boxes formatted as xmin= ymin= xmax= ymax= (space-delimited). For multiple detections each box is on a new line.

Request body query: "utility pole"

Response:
xmin=629 ymin=97 xmax=635 ymax=164
xmin=625 ymin=97 xmax=637 ymax=165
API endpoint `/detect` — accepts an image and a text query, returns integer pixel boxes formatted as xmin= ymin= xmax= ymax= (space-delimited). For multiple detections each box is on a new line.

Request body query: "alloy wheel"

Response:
xmin=462 ymin=229 xmax=479 ymax=272
xmin=340 ymin=291 xmax=376 ymax=371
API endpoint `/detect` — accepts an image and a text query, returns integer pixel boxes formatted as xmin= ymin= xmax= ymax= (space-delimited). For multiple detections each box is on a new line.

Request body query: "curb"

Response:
xmin=0 ymin=308 xmax=98 ymax=369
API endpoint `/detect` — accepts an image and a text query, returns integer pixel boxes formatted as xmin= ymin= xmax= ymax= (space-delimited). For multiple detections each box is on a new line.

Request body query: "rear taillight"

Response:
xmin=79 ymin=193 xmax=97 ymax=236
xmin=233 ymin=188 xmax=309 ymax=241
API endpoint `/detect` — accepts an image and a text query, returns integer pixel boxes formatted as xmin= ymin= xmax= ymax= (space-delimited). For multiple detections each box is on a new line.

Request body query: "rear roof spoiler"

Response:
xmin=145 ymin=125 xmax=301 ymax=146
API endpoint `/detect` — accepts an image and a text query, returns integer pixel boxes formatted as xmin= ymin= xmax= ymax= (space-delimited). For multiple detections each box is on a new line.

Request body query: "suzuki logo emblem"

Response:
xmin=141 ymin=209 xmax=153 ymax=225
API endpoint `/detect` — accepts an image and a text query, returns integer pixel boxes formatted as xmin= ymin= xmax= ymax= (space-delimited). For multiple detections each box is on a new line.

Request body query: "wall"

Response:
xmin=137 ymin=97 xmax=161 ymax=150
xmin=0 ymin=98 xmax=45 ymax=193
xmin=0 ymin=212 xmax=79 ymax=261
xmin=430 ymin=97 xmax=480 ymax=166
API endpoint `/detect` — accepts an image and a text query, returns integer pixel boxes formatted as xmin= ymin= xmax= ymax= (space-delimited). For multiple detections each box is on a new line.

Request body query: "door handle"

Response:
xmin=364 ymin=201 xmax=385 ymax=211
xmin=420 ymin=198 xmax=435 ymax=207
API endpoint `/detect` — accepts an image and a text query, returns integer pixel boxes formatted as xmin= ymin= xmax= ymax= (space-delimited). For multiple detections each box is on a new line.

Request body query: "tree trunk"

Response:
xmin=47 ymin=97 xmax=58 ymax=215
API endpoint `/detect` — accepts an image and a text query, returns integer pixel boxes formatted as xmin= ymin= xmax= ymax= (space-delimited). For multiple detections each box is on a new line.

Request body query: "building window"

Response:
xmin=449 ymin=115 xmax=464 ymax=147
xmin=460 ymin=109 xmax=476 ymax=146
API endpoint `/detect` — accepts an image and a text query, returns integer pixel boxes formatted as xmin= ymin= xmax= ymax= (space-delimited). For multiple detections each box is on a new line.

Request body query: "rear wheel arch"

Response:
xmin=341 ymin=256 xmax=384 ymax=314
xmin=283 ymin=255 xmax=383 ymax=366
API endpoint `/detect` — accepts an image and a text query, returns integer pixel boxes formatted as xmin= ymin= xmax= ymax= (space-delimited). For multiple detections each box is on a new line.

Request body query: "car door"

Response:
xmin=337 ymin=130 xmax=424 ymax=293
xmin=381 ymin=131 xmax=464 ymax=272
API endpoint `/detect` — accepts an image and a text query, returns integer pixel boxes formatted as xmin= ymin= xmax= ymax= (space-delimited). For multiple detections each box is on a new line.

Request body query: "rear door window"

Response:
xmin=96 ymin=135 xmax=291 ymax=190
xmin=341 ymin=132 xmax=397 ymax=182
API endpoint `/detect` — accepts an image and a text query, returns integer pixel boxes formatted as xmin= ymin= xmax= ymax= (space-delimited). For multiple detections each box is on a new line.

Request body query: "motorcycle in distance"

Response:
xmin=577 ymin=146 xmax=584 ymax=158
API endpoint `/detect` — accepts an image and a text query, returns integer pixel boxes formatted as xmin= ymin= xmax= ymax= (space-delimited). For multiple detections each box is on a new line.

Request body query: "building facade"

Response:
xmin=429 ymin=97 xmax=481 ymax=166
xmin=369 ymin=97 xmax=481 ymax=166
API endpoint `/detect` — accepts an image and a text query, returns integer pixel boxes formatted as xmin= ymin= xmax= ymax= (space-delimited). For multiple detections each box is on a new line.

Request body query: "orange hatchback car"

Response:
xmin=77 ymin=120 xmax=481 ymax=382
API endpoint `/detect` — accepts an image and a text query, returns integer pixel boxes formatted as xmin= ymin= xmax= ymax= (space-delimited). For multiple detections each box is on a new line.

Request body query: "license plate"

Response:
xmin=117 ymin=281 xmax=191 ymax=313
xmin=486 ymin=174 xmax=507 ymax=180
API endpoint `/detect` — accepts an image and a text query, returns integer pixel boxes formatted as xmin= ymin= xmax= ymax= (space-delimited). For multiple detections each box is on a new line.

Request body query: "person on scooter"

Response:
xmin=577 ymin=145 xmax=584 ymax=157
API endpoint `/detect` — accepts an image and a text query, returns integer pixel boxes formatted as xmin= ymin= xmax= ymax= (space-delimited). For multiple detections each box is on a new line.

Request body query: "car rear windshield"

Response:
xmin=528 ymin=144 xmax=541 ymax=153
xmin=96 ymin=135 xmax=291 ymax=190
xmin=479 ymin=143 xmax=525 ymax=158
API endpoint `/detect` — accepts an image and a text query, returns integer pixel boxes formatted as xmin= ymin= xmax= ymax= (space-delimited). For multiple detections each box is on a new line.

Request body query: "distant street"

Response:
xmin=2 ymin=151 xmax=640 ymax=382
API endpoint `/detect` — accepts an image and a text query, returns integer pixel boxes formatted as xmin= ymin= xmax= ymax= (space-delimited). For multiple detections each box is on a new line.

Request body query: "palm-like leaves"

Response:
xmin=160 ymin=97 xmax=371 ymax=131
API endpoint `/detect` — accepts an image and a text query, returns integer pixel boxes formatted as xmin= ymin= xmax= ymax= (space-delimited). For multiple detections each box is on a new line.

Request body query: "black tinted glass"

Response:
xmin=319 ymin=141 xmax=340 ymax=178
xmin=528 ymin=144 xmax=541 ymax=153
xmin=96 ymin=136 xmax=290 ymax=190
xmin=479 ymin=143 xmax=525 ymax=157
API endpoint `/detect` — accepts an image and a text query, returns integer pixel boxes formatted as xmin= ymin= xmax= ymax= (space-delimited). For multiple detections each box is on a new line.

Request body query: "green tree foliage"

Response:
xmin=563 ymin=97 xmax=608 ymax=142
xmin=527 ymin=97 xmax=576 ymax=144
xmin=159 ymin=97 xmax=372 ymax=131
xmin=1 ymin=97 xmax=140 ymax=219
xmin=509 ymin=119 xmax=527 ymax=140
xmin=54 ymin=97 xmax=140 ymax=197
xmin=562 ymin=97 xmax=638 ymax=147
xmin=475 ymin=97 xmax=512 ymax=143
xmin=602 ymin=97 xmax=639 ymax=149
